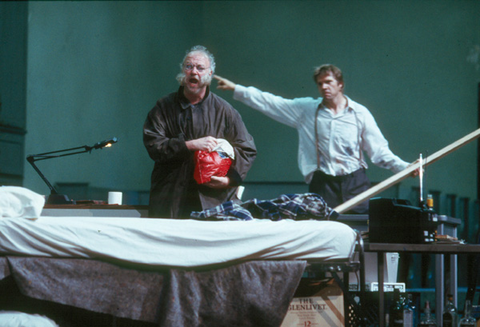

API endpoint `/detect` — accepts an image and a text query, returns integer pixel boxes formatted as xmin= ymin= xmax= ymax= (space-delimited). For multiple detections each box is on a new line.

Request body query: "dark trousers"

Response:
xmin=309 ymin=168 xmax=370 ymax=214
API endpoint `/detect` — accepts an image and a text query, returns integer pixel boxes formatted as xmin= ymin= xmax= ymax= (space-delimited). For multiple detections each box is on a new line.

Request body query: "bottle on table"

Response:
xmin=419 ymin=300 xmax=437 ymax=326
xmin=403 ymin=293 xmax=416 ymax=327
xmin=426 ymin=194 xmax=434 ymax=209
xmin=442 ymin=294 xmax=457 ymax=327
xmin=389 ymin=289 xmax=404 ymax=327
xmin=458 ymin=299 xmax=476 ymax=326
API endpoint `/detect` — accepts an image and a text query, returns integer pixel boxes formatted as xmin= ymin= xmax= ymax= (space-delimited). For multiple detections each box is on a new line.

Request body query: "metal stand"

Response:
xmin=26 ymin=137 xmax=117 ymax=204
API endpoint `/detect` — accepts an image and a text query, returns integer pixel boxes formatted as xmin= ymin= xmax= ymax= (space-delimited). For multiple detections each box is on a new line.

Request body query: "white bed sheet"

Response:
xmin=0 ymin=217 xmax=356 ymax=268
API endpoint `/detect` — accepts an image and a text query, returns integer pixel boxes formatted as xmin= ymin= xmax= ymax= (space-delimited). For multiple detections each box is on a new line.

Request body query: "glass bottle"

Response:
xmin=458 ymin=299 xmax=476 ymax=326
xmin=426 ymin=194 xmax=434 ymax=209
xmin=403 ymin=293 xmax=416 ymax=327
xmin=442 ymin=294 xmax=457 ymax=327
xmin=419 ymin=300 xmax=437 ymax=326
xmin=389 ymin=289 xmax=404 ymax=327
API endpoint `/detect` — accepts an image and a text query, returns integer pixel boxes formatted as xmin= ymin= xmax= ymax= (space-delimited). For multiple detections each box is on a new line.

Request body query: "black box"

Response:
xmin=368 ymin=198 xmax=437 ymax=244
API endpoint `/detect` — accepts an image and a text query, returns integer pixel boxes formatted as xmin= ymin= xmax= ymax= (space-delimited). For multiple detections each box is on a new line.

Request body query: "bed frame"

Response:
xmin=0 ymin=199 xmax=367 ymax=327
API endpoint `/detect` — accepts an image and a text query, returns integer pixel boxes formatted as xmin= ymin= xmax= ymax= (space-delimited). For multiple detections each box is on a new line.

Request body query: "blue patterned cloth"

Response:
xmin=191 ymin=193 xmax=338 ymax=221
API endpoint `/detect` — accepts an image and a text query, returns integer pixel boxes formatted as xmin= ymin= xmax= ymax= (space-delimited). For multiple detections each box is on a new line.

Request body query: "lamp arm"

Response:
xmin=26 ymin=156 xmax=58 ymax=194
xmin=25 ymin=137 xmax=118 ymax=202
xmin=27 ymin=146 xmax=91 ymax=162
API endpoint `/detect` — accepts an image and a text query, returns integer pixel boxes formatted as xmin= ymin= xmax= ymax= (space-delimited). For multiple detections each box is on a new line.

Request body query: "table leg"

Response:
xmin=378 ymin=252 xmax=385 ymax=327
xmin=452 ymin=224 xmax=458 ymax=309
xmin=436 ymin=253 xmax=444 ymax=326
xmin=451 ymin=253 xmax=457 ymax=308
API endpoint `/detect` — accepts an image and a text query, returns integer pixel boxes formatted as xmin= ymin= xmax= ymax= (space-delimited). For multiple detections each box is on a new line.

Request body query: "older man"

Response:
xmin=144 ymin=45 xmax=257 ymax=218
xmin=215 ymin=65 xmax=413 ymax=213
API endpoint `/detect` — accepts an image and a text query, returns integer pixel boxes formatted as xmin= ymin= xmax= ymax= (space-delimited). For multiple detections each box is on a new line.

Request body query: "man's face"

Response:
xmin=316 ymin=72 xmax=343 ymax=100
xmin=182 ymin=52 xmax=212 ymax=95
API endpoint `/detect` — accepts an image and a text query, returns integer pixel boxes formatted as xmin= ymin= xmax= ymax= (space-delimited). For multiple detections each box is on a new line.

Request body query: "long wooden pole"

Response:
xmin=334 ymin=128 xmax=480 ymax=214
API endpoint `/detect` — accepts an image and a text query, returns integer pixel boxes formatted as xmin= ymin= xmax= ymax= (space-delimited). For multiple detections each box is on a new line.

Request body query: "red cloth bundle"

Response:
xmin=194 ymin=150 xmax=232 ymax=184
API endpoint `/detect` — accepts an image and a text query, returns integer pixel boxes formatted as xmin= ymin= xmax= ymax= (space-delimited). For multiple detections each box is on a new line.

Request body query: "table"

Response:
xmin=41 ymin=204 xmax=149 ymax=217
xmin=340 ymin=214 xmax=461 ymax=325
xmin=365 ymin=242 xmax=480 ymax=327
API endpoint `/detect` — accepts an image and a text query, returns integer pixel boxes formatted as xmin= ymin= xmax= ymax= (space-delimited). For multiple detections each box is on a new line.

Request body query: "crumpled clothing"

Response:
xmin=191 ymin=193 xmax=338 ymax=221
xmin=213 ymin=138 xmax=235 ymax=159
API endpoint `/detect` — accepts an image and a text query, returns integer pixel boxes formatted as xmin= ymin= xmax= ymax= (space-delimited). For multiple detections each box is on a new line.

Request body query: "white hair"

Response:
xmin=176 ymin=45 xmax=216 ymax=85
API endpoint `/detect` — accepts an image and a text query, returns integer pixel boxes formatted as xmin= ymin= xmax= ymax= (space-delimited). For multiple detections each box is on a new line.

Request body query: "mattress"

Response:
xmin=0 ymin=216 xmax=356 ymax=268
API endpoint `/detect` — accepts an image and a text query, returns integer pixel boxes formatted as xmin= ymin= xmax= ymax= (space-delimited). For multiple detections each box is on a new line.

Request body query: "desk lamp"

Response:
xmin=26 ymin=137 xmax=118 ymax=204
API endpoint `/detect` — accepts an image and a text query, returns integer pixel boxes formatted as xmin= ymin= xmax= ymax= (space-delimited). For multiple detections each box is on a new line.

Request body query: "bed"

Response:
xmin=0 ymin=186 xmax=363 ymax=327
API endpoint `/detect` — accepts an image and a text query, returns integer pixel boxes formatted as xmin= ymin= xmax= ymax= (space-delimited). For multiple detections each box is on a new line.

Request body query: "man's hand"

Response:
xmin=213 ymin=75 xmax=236 ymax=91
xmin=204 ymin=176 xmax=231 ymax=189
xmin=407 ymin=160 xmax=422 ymax=177
xmin=186 ymin=136 xmax=218 ymax=152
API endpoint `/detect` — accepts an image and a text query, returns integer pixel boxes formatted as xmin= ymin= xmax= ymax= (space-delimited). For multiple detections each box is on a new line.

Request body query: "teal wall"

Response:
xmin=15 ymin=1 xmax=480 ymax=207
xmin=0 ymin=2 xmax=27 ymax=129
xmin=0 ymin=2 xmax=27 ymax=187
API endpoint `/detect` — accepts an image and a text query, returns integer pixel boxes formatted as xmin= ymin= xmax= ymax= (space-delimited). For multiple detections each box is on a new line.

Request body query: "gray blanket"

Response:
xmin=0 ymin=257 xmax=306 ymax=327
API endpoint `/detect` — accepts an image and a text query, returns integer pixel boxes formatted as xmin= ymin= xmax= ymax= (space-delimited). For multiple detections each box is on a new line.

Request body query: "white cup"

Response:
xmin=108 ymin=191 xmax=122 ymax=205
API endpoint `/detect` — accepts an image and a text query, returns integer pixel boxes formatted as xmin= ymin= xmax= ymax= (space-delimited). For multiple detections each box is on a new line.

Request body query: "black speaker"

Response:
xmin=368 ymin=198 xmax=437 ymax=244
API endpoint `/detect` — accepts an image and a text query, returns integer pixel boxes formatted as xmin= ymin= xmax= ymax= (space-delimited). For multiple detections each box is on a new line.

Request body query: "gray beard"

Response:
xmin=177 ymin=73 xmax=212 ymax=87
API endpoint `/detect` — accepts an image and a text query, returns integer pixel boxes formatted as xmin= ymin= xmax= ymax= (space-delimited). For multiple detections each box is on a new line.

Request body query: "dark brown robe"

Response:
xmin=143 ymin=87 xmax=257 ymax=218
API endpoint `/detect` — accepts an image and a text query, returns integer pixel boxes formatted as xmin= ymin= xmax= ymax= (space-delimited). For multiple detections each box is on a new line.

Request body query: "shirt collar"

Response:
xmin=344 ymin=95 xmax=357 ymax=113
xmin=319 ymin=95 xmax=357 ymax=113
xmin=178 ymin=86 xmax=210 ymax=110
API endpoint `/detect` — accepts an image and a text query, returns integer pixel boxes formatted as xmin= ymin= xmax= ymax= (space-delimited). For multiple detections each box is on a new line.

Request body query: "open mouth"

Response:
xmin=189 ymin=77 xmax=199 ymax=85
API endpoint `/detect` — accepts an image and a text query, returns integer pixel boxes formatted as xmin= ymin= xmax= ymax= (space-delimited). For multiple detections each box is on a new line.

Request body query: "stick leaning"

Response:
xmin=333 ymin=128 xmax=480 ymax=214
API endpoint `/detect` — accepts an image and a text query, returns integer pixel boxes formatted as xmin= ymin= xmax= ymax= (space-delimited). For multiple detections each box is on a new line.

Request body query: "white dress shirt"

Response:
xmin=233 ymin=85 xmax=409 ymax=183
